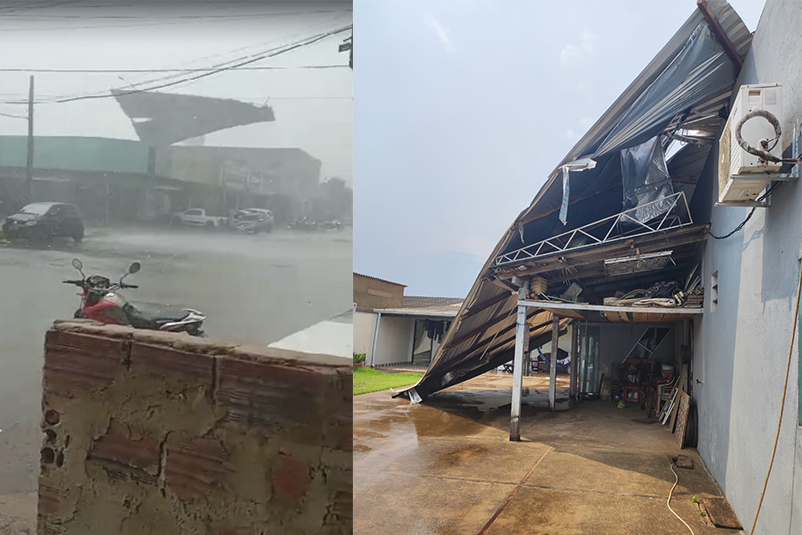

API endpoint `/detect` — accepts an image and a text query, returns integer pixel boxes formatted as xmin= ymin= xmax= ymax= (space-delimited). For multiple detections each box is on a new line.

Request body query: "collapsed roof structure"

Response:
xmin=399 ymin=0 xmax=752 ymax=401
xmin=112 ymin=89 xmax=275 ymax=146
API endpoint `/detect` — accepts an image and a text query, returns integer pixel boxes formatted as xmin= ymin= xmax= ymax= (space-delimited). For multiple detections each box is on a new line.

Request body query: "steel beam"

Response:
xmin=549 ymin=316 xmax=559 ymax=411
xmin=569 ymin=322 xmax=578 ymax=398
xmin=509 ymin=281 xmax=529 ymax=441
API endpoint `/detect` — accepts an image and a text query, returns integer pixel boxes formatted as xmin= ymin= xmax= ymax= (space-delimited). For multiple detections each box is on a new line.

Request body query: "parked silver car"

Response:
xmin=229 ymin=209 xmax=274 ymax=233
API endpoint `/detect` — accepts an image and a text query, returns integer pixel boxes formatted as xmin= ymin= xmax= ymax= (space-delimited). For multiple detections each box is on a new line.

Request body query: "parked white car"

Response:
xmin=171 ymin=209 xmax=227 ymax=228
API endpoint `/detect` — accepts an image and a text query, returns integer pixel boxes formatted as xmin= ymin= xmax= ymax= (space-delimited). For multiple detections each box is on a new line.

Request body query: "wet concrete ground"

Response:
xmin=0 ymin=226 xmax=351 ymax=510
xmin=354 ymin=372 xmax=733 ymax=535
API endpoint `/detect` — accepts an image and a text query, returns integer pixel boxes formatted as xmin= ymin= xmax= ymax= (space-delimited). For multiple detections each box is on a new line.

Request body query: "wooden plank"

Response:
xmin=697 ymin=0 xmax=744 ymax=68
xmin=460 ymin=292 xmax=512 ymax=321
xmin=667 ymin=388 xmax=681 ymax=430
xmin=699 ymin=497 xmax=743 ymax=529
xmin=674 ymin=391 xmax=692 ymax=448
xmin=661 ymin=387 xmax=678 ymax=424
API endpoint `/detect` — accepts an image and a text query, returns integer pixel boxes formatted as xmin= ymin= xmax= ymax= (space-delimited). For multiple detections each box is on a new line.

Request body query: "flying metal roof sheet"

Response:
xmin=112 ymin=89 xmax=275 ymax=147
xmin=399 ymin=0 xmax=751 ymax=400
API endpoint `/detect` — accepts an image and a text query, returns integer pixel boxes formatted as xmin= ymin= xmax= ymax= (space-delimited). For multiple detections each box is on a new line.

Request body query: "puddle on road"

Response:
xmin=434 ymin=444 xmax=489 ymax=467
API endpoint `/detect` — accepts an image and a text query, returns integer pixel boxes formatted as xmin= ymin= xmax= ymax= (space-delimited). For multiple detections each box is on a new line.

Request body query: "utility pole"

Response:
xmin=24 ymin=75 xmax=34 ymax=205
xmin=339 ymin=32 xmax=352 ymax=70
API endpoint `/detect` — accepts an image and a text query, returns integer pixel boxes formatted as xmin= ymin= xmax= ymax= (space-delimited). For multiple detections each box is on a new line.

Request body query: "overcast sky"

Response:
xmin=354 ymin=0 xmax=765 ymax=297
xmin=0 ymin=1 xmax=353 ymax=183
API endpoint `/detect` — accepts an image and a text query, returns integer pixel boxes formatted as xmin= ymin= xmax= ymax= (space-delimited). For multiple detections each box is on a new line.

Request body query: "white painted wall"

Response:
xmin=374 ymin=316 xmax=415 ymax=366
xmin=354 ymin=311 xmax=377 ymax=361
xmin=694 ymin=2 xmax=802 ymax=533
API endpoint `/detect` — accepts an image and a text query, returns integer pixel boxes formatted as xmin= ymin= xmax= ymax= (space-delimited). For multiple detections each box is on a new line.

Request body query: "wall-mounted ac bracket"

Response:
xmin=715 ymin=199 xmax=770 ymax=208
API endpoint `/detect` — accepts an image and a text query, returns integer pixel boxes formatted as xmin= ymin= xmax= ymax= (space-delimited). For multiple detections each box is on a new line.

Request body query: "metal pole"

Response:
xmin=569 ymin=322 xmax=578 ymax=398
xmin=580 ymin=321 xmax=589 ymax=394
xmin=510 ymin=281 xmax=529 ymax=441
xmin=549 ymin=316 xmax=559 ymax=411
xmin=24 ymin=75 xmax=34 ymax=204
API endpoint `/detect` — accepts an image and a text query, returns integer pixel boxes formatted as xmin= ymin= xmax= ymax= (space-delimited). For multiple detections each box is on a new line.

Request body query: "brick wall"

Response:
xmin=38 ymin=322 xmax=352 ymax=535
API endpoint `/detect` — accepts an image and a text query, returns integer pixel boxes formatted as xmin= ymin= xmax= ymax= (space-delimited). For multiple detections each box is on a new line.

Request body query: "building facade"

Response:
xmin=0 ymin=136 xmax=322 ymax=225
xmin=693 ymin=1 xmax=802 ymax=533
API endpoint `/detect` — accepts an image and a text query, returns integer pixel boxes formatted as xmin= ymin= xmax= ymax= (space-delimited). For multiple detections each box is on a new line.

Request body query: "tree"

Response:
xmin=312 ymin=177 xmax=352 ymax=220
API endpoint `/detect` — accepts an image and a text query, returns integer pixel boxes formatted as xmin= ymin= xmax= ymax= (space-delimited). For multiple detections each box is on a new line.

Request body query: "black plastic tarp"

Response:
xmin=620 ymin=136 xmax=674 ymax=223
xmin=593 ymin=22 xmax=735 ymax=158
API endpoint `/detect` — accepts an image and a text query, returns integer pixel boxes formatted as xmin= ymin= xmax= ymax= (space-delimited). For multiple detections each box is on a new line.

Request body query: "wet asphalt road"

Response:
xmin=0 ymin=225 xmax=352 ymax=494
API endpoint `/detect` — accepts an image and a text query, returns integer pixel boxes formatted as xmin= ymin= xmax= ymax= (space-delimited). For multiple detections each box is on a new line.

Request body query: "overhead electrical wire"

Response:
xmin=0 ymin=9 xmax=351 ymax=99
xmin=0 ymin=12 xmax=351 ymax=32
xmin=0 ymin=9 xmax=352 ymax=19
xmin=59 ymin=23 xmax=353 ymax=103
xmin=109 ymin=15 xmax=349 ymax=89
xmin=0 ymin=22 xmax=352 ymax=106
xmin=0 ymin=0 xmax=83 ymax=14
xmin=0 ymin=65 xmax=349 ymax=73
xmin=56 ymin=14 xmax=351 ymax=98
xmin=0 ymin=110 xmax=27 ymax=119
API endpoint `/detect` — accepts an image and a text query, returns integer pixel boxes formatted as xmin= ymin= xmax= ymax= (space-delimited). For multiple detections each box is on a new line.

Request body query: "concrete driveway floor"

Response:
xmin=354 ymin=371 xmax=737 ymax=535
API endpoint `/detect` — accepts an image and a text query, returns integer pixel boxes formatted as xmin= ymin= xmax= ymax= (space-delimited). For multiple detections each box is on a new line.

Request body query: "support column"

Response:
xmin=549 ymin=316 xmax=559 ymax=411
xmin=509 ymin=281 xmax=529 ymax=442
xmin=569 ymin=322 xmax=578 ymax=399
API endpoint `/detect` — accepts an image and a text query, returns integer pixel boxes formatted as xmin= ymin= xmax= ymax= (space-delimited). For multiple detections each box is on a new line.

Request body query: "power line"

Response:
xmin=0 ymin=0 xmax=82 ymax=14
xmin=0 ymin=9 xmax=352 ymax=19
xmin=0 ymin=10 xmax=352 ymax=31
xmin=0 ymin=23 xmax=353 ymax=105
xmin=25 ymin=15 xmax=351 ymax=101
xmin=0 ymin=110 xmax=27 ymax=119
xmin=58 ymin=24 xmax=353 ymax=103
xmin=0 ymin=64 xmax=350 ymax=73
xmin=0 ymin=19 xmax=351 ymax=104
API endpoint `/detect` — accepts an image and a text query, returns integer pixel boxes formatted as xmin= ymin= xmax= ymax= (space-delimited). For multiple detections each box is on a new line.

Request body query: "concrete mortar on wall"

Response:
xmin=37 ymin=321 xmax=352 ymax=535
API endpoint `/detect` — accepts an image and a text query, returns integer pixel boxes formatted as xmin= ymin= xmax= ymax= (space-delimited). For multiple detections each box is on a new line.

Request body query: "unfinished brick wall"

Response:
xmin=38 ymin=322 xmax=352 ymax=535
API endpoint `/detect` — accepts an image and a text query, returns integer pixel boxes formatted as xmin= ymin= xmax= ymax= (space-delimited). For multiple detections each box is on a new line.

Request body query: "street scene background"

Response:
xmin=0 ymin=0 xmax=353 ymax=511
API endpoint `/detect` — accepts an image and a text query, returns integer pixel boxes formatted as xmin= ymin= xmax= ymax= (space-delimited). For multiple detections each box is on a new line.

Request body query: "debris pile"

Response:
xmin=604 ymin=278 xmax=703 ymax=308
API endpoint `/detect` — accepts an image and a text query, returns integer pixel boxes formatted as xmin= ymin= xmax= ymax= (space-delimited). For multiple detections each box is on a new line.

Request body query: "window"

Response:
xmin=185 ymin=209 xmax=202 ymax=216
xmin=20 ymin=203 xmax=51 ymax=216
xmin=711 ymin=271 xmax=718 ymax=312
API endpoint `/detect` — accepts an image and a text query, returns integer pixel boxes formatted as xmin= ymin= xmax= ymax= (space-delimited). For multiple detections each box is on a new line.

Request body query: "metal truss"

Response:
xmin=495 ymin=191 xmax=693 ymax=267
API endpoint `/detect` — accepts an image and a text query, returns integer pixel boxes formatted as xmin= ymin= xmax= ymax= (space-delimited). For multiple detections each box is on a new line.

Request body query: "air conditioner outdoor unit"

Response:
xmin=718 ymin=83 xmax=783 ymax=204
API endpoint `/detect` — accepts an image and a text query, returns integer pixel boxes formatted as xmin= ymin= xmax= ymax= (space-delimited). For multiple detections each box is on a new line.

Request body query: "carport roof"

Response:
xmin=398 ymin=0 xmax=750 ymax=400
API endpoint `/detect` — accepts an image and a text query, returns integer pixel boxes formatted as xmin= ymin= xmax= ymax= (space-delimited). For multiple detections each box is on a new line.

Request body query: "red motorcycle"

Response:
xmin=64 ymin=258 xmax=207 ymax=337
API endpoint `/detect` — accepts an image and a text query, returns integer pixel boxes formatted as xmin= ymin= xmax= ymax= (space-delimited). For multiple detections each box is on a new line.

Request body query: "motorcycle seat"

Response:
xmin=125 ymin=301 xmax=192 ymax=329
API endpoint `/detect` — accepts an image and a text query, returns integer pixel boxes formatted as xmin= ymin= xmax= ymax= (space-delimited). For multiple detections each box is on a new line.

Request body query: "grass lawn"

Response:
xmin=353 ymin=367 xmax=423 ymax=395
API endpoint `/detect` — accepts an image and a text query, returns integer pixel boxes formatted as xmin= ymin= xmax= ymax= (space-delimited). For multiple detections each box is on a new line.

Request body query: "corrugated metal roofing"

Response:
xmin=353 ymin=272 xmax=407 ymax=287
xmin=402 ymin=296 xmax=463 ymax=309
xmin=399 ymin=0 xmax=752 ymax=400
